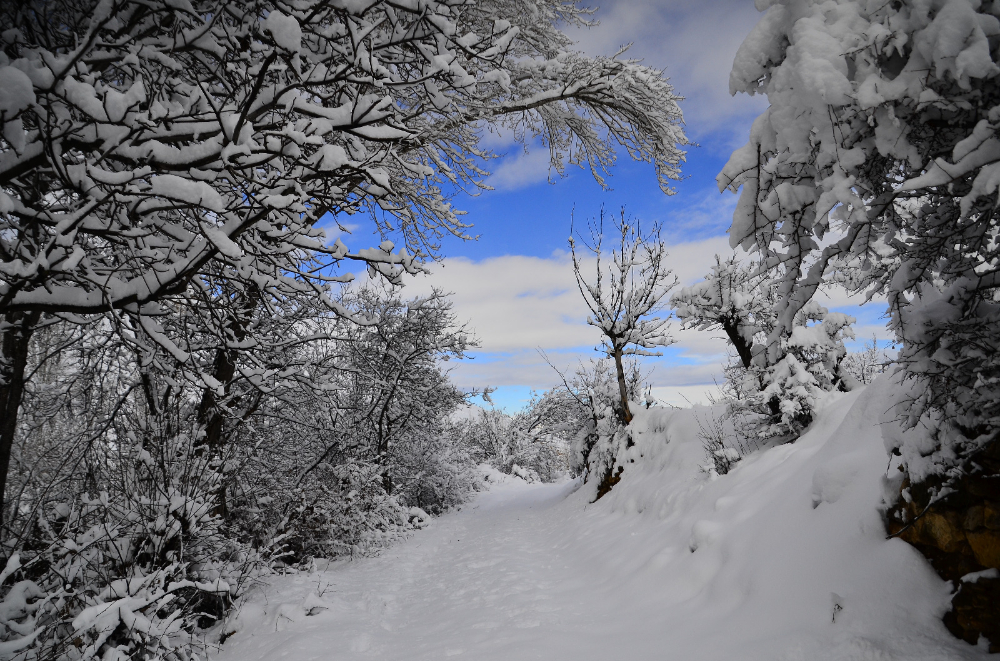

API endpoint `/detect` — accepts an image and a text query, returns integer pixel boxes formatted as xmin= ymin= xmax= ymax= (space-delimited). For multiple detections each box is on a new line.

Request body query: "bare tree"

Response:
xmin=569 ymin=208 xmax=676 ymax=425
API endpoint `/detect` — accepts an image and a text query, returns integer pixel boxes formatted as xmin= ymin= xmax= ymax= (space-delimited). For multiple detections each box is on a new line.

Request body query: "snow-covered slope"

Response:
xmin=214 ymin=380 xmax=986 ymax=660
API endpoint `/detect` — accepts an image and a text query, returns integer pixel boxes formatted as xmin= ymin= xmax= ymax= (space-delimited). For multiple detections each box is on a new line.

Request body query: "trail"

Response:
xmin=217 ymin=387 xmax=988 ymax=661
xmin=217 ymin=478 xmax=642 ymax=661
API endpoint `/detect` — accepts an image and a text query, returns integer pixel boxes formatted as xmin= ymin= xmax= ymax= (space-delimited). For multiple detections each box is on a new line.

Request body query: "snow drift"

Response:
xmin=213 ymin=378 xmax=986 ymax=660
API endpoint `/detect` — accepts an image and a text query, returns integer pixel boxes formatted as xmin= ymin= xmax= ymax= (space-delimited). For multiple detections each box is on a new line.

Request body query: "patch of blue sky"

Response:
xmin=831 ymin=303 xmax=889 ymax=325
xmin=649 ymin=344 xmax=722 ymax=366
xmin=468 ymin=385 xmax=536 ymax=413
xmin=431 ymin=141 xmax=739 ymax=262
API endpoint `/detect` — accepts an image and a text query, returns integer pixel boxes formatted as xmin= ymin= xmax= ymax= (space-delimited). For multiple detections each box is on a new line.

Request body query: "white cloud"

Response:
xmin=402 ymin=233 xmax=898 ymax=400
xmin=486 ymin=148 xmax=554 ymax=191
xmin=566 ymin=0 xmax=767 ymax=144
xmin=408 ymin=235 xmax=732 ymax=353
xmin=406 ymin=236 xmax=735 ymax=392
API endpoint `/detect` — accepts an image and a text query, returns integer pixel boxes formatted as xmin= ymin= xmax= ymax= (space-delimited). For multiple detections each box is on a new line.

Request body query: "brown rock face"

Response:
xmin=594 ymin=464 xmax=623 ymax=502
xmin=967 ymin=531 xmax=1000 ymax=568
xmin=885 ymin=442 xmax=1000 ymax=652
xmin=986 ymin=503 xmax=1000 ymax=530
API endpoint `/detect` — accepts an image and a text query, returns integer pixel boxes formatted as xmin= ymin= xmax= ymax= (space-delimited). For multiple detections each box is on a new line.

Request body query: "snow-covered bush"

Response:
xmin=0 ymin=281 xmax=480 ymax=656
xmin=277 ymin=461 xmax=411 ymax=561
xmin=389 ymin=426 xmax=480 ymax=516
xmin=757 ymin=304 xmax=855 ymax=438
xmin=675 ymin=257 xmax=854 ymax=439
xmin=453 ymin=407 xmax=567 ymax=483
xmin=697 ymin=408 xmax=761 ymax=477
xmin=0 ymin=418 xmax=258 ymax=661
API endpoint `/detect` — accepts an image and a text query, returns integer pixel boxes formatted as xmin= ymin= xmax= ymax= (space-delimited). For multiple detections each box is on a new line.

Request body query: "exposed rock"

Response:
xmin=885 ymin=452 xmax=1000 ymax=653
xmin=594 ymin=464 xmax=623 ymax=502
xmin=965 ymin=506 xmax=985 ymax=531
xmin=920 ymin=511 xmax=967 ymax=553
xmin=968 ymin=530 xmax=1000 ymax=568
xmin=986 ymin=503 xmax=1000 ymax=531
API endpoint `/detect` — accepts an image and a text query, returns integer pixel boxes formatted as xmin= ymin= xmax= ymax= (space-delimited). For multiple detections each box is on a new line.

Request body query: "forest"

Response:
xmin=1 ymin=0 xmax=999 ymax=659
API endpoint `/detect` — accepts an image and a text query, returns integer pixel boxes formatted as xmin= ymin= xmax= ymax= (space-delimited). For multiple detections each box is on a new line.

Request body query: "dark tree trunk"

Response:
xmin=195 ymin=286 xmax=260 ymax=455
xmin=612 ymin=343 xmax=633 ymax=426
xmin=721 ymin=318 xmax=753 ymax=369
xmin=192 ymin=288 xmax=262 ymax=519
xmin=195 ymin=345 xmax=238 ymax=453
xmin=0 ymin=311 xmax=40 ymax=529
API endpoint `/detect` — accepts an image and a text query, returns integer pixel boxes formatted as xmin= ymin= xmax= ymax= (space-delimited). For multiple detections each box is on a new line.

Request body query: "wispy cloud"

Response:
xmin=487 ymin=148 xmax=554 ymax=191
xmin=566 ymin=0 xmax=767 ymax=146
xmin=405 ymin=236 xmax=736 ymax=395
xmin=659 ymin=187 xmax=739 ymax=243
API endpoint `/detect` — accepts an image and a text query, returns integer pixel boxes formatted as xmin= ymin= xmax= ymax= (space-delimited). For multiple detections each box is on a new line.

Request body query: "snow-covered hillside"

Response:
xmin=214 ymin=380 xmax=986 ymax=660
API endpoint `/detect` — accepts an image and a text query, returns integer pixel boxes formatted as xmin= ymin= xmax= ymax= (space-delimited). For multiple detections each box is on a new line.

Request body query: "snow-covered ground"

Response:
xmin=215 ymin=381 xmax=988 ymax=660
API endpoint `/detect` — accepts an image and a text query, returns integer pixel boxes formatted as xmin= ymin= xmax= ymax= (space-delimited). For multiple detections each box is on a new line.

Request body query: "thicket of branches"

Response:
xmin=0 ymin=0 xmax=687 ymax=658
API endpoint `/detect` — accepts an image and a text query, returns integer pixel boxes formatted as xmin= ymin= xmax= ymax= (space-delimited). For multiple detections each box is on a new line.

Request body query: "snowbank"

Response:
xmin=570 ymin=376 xmax=981 ymax=658
xmin=212 ymin=378 xmax=985 ymax=660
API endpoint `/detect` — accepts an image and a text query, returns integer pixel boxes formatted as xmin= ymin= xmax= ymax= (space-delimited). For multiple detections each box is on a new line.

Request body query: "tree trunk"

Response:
xmin=196 ymin=345 xmax=238 ymax=453
xmin=0 ymin=311 xmax=40 ymax=529
xmin=193 ymin=289 xmax=261 ymax=519
xmin=195 ymin=287 xmax=260 ymax=455
xmin=612 ymin=343 xmax=633 ymax=425
xmin=721 ymin=319 xmax=753 ymax=369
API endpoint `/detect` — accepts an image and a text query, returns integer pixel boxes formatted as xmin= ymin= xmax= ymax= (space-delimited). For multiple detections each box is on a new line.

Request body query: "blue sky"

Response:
xmin=344 ymin=0 xmax=895 ymax=410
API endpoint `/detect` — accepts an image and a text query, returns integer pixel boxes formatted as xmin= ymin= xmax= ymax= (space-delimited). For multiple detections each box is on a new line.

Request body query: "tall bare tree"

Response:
xmin=570 ymin=208 xmax=676 ymax=425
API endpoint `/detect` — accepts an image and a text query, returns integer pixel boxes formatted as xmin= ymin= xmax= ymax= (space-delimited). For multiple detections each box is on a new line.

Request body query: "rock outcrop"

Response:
xmin=885 ymin=441 xmax=1000 ymax=652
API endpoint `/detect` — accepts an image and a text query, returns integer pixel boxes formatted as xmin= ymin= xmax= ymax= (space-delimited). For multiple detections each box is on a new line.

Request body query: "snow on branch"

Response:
xmin=0 ymin=0 xmax=686 ymax=321
xmin=570 ymin=207 xmax=676 ymax=424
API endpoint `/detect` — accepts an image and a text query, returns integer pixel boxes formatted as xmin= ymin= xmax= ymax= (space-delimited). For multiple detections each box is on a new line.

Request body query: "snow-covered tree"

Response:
xmin=671 ymin=255 xmax=773 ymax=370
xmin=840 ymin=334 xmax=892 ymax=387
xmin=673 ymin=255 xmax=854 ymax=437
xmin=331 ymin=286 xmax=471 ymax=494
xmin=0 ymin=0 xmax=687 ymax=524
xmin=570 ymin=208 xmax=676 ymax=425
xmin=452 ymin=401 xmax=568 ymax=482
xmin=723 ymin=0 xmax=1000 ymax=644
xmin=720 ymin=0 xmax=1000 ymax=464
xmin=223 ymin=285 xmax=473 ymax=558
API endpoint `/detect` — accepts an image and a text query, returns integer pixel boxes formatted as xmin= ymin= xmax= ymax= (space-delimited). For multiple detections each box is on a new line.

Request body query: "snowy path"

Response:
xmin=217 ymin=389 xmax=988 ymax=661
xmin=218 ymin=479 xmax=644 ymax=661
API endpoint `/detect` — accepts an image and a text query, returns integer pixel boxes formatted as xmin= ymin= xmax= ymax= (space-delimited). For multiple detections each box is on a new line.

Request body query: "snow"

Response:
xmin=214 ymin=378 xmax=985 ymax=661
xmin=148 ymin=175 xmax=225 ymax=212
xmin=262 ymin=12 xmax=302 ymax=54
xmin=0 ymin=66 xmax=34 ymax=121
